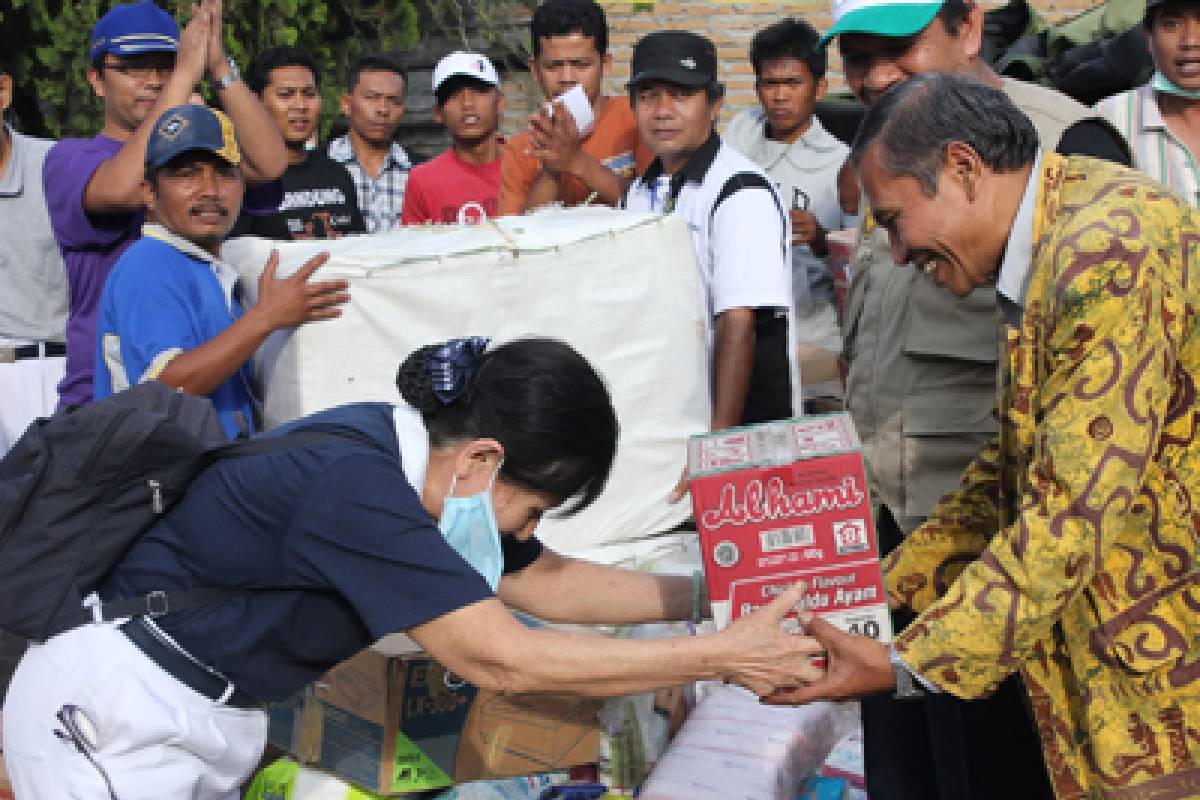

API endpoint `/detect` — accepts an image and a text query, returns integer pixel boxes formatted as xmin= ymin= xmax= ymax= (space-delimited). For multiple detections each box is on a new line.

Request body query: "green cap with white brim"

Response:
xmin=820 ymin=0 xmax=944 ymax=47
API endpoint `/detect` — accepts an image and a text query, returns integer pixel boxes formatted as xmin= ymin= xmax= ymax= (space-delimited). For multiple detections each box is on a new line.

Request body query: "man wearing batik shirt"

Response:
xmin=779 ymin=73 xmax=1200 ymax=800
xmin=328 ymin=54 xmax=413 ymax=232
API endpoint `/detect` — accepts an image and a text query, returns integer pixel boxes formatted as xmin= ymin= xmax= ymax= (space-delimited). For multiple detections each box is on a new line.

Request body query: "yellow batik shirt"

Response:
xmin=884 ymin=152 xmax=1200 ymax=800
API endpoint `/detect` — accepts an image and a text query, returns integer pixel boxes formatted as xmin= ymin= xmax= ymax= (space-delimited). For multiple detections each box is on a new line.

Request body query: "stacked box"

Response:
xmin=267 ymin=649 xmax=602 ymax=795
xmin=688 ymin=413 xmax=891 ymax=642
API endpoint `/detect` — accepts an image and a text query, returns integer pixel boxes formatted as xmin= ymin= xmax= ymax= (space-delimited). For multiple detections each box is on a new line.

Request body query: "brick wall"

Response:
xmin=492 ymin=0 xmax=1105 ymax=136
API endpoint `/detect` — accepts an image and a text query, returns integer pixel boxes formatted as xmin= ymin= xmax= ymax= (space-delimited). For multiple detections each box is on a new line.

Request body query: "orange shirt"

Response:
xmin=499 ymin=95 xmax=652 ymax=216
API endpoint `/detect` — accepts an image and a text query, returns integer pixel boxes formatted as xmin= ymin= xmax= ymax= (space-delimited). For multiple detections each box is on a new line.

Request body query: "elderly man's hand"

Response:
xmin=761 ymin=614 xmax=896 ymax=704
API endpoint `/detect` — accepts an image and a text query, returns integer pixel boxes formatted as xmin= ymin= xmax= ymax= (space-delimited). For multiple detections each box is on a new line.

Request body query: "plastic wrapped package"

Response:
xmin=638 ymin=686 xmax=856 ymax=800
xmin=223 ymin=208 xmax=711 ymax=552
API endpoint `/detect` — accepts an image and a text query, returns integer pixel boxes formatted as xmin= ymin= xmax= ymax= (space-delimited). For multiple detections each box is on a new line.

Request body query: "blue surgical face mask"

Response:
xmin=1152 ymin=70 xmax=1200 ymax=100
xmin=439 ymin=463 xmax=505 ymax=592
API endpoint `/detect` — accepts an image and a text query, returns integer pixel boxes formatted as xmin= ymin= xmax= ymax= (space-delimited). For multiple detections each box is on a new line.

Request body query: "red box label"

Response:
xmin=691 ymin=447 xmax=890 ymax=640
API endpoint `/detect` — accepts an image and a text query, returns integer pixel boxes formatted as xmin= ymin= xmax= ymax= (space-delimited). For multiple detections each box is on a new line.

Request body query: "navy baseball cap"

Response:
xmin=145 ymin=105 xmax=241 ymax=169
xmin=628 ymin=31 xmax=718 ymax=89
xmin=90 ymin=1 xmax=180 ymax=63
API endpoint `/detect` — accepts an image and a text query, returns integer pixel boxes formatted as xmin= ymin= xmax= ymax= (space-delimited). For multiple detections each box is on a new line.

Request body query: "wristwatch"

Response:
xmin=213 ymin=58 xmax=240 ymax=92
xmin=889 ymin=645 xmax=926 ymax=701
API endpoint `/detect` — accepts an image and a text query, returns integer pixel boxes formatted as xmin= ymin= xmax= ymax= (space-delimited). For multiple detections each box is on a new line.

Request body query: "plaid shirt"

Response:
xmin=327 ymin=135 xmax=413 ymax=233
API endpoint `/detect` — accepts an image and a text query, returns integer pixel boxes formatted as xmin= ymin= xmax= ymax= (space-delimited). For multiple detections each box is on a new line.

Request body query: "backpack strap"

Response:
xmin=708 ymin=171 xmax=788 ymax=259
xmin=86 ymin=429 xmax=390 ymax=625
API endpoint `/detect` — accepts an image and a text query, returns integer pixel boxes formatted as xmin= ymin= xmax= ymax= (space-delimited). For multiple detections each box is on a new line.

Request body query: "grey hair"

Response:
xmin=849 ymin=72 xmax=1038 ymax=197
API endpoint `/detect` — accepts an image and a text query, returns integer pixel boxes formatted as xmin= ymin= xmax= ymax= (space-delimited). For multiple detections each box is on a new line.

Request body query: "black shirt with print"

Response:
xmin=231 ymin=151 xmax=366 ymax=241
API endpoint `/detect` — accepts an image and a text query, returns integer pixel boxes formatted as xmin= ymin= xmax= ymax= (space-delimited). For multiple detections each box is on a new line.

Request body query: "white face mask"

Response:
xmin=438 ymin=462 xmax=505 ymax=591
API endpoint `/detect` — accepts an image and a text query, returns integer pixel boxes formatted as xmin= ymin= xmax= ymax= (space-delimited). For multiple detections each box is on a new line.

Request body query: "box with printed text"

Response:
xmin=688 ymin=413 xmax=892 ymax=643
xmin=266 ymin=648 xmax=602 ymax=795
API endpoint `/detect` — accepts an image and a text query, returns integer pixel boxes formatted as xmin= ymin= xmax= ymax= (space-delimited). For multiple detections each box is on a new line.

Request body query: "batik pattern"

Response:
xmin=884 ymin=153 xmax=1200 ymax=799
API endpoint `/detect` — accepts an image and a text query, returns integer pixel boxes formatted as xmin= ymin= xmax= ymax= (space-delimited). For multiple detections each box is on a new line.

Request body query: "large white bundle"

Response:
xmin=223 ymin=207 xmax=711 ymax=551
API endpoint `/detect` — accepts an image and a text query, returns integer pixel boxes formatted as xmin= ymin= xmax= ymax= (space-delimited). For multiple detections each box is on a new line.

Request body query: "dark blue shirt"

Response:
xmin=101 ymin=402 xmax=544 ymax=702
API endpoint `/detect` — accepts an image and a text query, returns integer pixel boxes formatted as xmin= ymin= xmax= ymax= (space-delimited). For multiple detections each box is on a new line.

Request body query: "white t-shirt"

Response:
xmin=623 ymin=133 xmax=798 ymax=412
xmin=724 ymin=110 xmax=854 ymax=314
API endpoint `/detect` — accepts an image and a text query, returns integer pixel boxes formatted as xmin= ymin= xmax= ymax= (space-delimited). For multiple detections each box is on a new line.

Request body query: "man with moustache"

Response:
xmin=822 ymin=0 xmax=1130 ymax=795
xmin=232 ymin=46 xmax=365 ymax=240
xmin=93 ymin=105 xmax=348 ymax=439
xmin=777 ymin=72 xmax=1200 ymax=800
xmin=42 ymin=0 xmax=287 ymax=411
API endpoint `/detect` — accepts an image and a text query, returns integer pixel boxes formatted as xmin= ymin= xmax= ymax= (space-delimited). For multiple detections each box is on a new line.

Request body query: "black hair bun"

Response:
xmin=395 ymin=345 xmax=442 ymax=413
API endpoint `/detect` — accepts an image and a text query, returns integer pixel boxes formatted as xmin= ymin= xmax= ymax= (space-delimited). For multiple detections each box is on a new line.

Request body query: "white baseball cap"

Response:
xmin=432 ymin=51 xmax=500 ymax=94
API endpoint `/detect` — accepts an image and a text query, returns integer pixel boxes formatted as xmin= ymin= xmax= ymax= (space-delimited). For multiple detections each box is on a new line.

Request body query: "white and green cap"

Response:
xmin=820 ymin=0 xmax=944 ymax=46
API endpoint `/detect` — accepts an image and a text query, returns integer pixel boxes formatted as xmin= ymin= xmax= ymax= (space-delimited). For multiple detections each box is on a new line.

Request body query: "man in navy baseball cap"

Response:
xmin=144 ymin=103 xmax=241 ymax=171
xmin=89 ymin=101 xmax=345 ymax=440
xmin=42 ymin=0 xmax=288 ymax=411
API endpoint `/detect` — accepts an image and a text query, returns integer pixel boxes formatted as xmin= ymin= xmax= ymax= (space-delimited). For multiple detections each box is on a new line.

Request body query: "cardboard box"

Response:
xmin=688 ymin=413 xmax=892 ymax=643
xmin=267 ymin=649 xmax=602 ymax=795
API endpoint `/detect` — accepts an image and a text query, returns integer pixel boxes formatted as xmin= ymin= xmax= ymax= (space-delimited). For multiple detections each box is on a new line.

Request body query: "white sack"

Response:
xmin=223 ymin=208 xmax=711 ymax=551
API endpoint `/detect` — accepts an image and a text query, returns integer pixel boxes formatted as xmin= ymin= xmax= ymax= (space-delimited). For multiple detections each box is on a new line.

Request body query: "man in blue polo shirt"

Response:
xmin=94 ymin=104 xmax=349 ymax=438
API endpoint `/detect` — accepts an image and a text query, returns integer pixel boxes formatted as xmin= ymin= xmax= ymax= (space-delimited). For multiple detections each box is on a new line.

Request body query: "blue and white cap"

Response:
xmin=90 ymin=1 xmax=180 ymax=62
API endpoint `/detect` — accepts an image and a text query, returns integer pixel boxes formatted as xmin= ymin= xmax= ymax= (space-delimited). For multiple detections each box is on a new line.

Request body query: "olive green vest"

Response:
xmin=843 ymin=77 xmax=1128 ymax=533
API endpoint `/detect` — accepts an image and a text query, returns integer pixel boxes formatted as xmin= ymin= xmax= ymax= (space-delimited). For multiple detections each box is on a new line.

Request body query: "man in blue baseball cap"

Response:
xmin=92 ymin=104 xmax=347 ymax=439
xmin=42 ymin=0 xmax=288 ymax=413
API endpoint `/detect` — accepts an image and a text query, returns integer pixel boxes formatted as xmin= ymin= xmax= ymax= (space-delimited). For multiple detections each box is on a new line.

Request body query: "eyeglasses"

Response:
xmin=54 ymin=703 xmax=121 ymax=800
xmin=103 ymin=62 xmax=175 ymax=80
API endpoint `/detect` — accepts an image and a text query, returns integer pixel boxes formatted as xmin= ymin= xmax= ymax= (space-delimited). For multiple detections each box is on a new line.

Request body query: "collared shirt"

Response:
xmin=0 ymin=125 xmax=68 ymax=345
xmin=327 ymin=134 xmax=412 ymax=233
xmin=100 ymin=402 xmax=544 ymax=702
xmin=1095 ymin=82 xmax=1200 ymax=206
xmin=995 ymin=151 xmax=1043 ymax=328
xmin=624 ymin=132 xmax=798 ymax=416
xmin=93 ymin=224 xmax=254 ymax=439
xmin=724 ymin=111 xmax=855 ymax=314
xmin=624 ymin=132 xmax=791 ymax=321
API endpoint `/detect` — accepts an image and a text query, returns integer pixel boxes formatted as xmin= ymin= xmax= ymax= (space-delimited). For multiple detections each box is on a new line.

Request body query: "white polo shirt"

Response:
xmin=623 ymin=132 xmax=798 ymax=411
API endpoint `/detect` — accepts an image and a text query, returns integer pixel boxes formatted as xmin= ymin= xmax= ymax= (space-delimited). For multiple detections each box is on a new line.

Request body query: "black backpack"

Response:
xmin=0 ymin=382 xmax=340 ymax=642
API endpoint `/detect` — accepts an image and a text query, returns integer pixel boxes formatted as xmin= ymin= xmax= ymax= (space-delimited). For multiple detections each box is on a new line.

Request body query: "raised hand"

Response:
xmin=202 ymin=0 xmax=229 ymax=79
xmin=175 ymin=3 xmax=210 ymax=90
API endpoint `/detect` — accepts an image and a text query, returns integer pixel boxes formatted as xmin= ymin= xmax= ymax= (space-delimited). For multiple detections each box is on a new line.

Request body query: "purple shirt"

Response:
xmin=43 ymin=135 xmax=142 ymax=408
xmin=43 ymin=135 xmax=284 ymax=408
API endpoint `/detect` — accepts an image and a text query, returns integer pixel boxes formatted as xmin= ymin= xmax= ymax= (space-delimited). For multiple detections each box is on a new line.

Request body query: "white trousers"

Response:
xmin=0 ymin=355 xmax=65 ymax=456
xmin=2 ymin=622 xmax=267 ymax=799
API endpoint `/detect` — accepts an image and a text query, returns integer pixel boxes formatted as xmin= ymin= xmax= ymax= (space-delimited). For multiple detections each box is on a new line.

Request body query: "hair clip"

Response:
xmin=425 ymin=336 xmax=490 ymax=404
